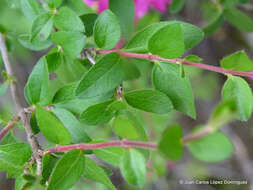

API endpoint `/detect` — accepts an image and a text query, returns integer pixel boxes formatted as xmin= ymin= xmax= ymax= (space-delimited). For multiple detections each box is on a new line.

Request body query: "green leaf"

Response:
xmin=75 ymin=53 xmax=123 ymax=98
xmin=181 ymin=22 xmax=204 ymax=50
xmin=187 ymin=127 xmax=234 ymax=162
xmin=47 ymin=149 xmax=85 ymax=190
xmin=224 ymin=8 xmax=253 ymax=32
xmin=80 ymin=13 xmax=98 ymax=37
xmin=125 ymin=22 xmax=168 ymax=52
xmin=67 ymin=0 xmax=94 ymax=16
xmin=83 ymin=157 xmax=116 ymax=190
xmin=222 ymin=76 xmax=253 ymax=121
xmin=53 ymin=82 xmax=77 ymax=104
xmin=1 ymin=132 xmax=17 ymax=145
xmin=220 ymin=50 xmax=253 ymax=71
xmin=124 ymin=89 xmax=173 ymax=114
xmin=0 ymin=82 xmax=8 ymax=96
xmin=109 ymin=0 xmax=134 ymax=39
xmin=36 ymin=105 xmax=71 ymax=145
xmin=0 ymin=143 xmax=32 ymax=177
xmin=31 ymin=13 xmax=53 ymax=42
xmin=120 ymin=58 xmax=141 ymax=80
xmin=54 ymin=91 xmax=113 ymax=115
xmin=126 ymin=21 xmax=203 ymax=53
xmin=45 ymin=47 xmax=63 ymax=72
xmin=45 ymin=0 xmax=62 ymax=8
xmin=53 ymin=7 xmax=85 ymax=32
xmin=152 ymin=63 xmax=196 ymax=118
xmin=41 ymin=153 xmax=58 ymax=185
xmin=80 ymin=100 xmax=115 ymax=125
xmin=203 ymin=14 xmax=224 ymax=36
xmin=24 ymin=57 xmax=51 ymax=106
xmin=94 ymin=10 xmax=121 ymax=49
xmin=158 ymin=125 xmax=183 ymax=161
xmin=51 ymin=31 xmax=86 ymax=59
xmin=113 ymin=116 xmax=139 ymax=140
xmin=18 ymin=34 xmax=52 ymax=51
xmin=20 ymin=0 xmax=44 ymax=23
xmin=184 ymin=55 xmax=203 ymax=63
xmin=30 ymin=112 xmax=40 ymax=135
xmin=148 ymin=23 xmax=184 ymax=58
xmin=53 ymin=108 xmax=91 ymax=143
xmin=93 ymin=145 xmax=125 ymax=167
xmin=170 ymin=0 xmax=185 ymax=13
xmin=120 ymin=149 xmax=146 ymax=187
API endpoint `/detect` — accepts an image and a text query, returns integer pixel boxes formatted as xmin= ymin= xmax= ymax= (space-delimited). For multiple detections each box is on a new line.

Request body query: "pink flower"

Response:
xmin=83 ymin=0 xmax=171 ymax=19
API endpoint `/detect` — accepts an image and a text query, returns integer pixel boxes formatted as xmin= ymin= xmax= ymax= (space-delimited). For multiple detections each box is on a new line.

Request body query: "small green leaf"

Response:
xmin=220 ymin=50 xmax=253 ymax=71
xmin=41 ymin=153 xmax=58 ymax=185
xmin=152 ymin=63 xmax=196 ymax=118
xmin=53 ymin=108 xmax=91 ymax=143
xmin=30 ymin=112 xmax=40 ymax=135
xmin=54 ymin=91 xmax=113 ymax=115
xmin=224 ymin=8 xmax=253 ymax=32
xmin=94 ymin=10 xmax=121 ymax=49
xmin=18 ymin=35 xmax=52 ymax=51
xmin=113 ymin=116 xmax=139 ymax=140
xmin=24 ymin=57 xmax=51 ymax=106
xmin=53 ymin=82 xmax=77 ymax=104
xmin=184 ymin=55 xmax=203 ymax=63
xmin=0 ymin=82 xmax=8 ymax=96
xmin=124 ymin=89 xmax=173 ymax=114
xmin=20 ymin=0 xmax=45 ymax=23
xmin=47 ymin=149 xmax=85 ymax=190
xmin=187 ymin=127 xmax=234 ymax=162
xmin=31 ymin=13 xmax=53 ymax=42
xmin=158 ymin=125 xmax=183 ymax=161
xmin=120 ymin=58 xmax=141 ymax=80
xmin=120 ymin=149 xmax=146 ymax=187
xmin=126 ymin=21 xmax=203 ymax=53
xmin=83 ymin=157 xmax=116 ymax=190
xmin=80 ymin=100 xmax=115 ymax=125
xmin=148 ymin=23 xmax=184 ymax=58
xmin=36 ymin=105 xmax=71 ymax=145
xmin=170 ymin=0 xmax=185 ymax=13
xmin=45 ymin=0 xmax=62 ymax=8
xmin=0 ymin=143 xmax=32 ymax=177
xmin=45 ymin=47 xmax=63 ymax=72
xmin=51 ymin=31 xmax=86 ymax=59
xmin=80 ymin=13 xmax=98 ymax=37
xmin=53 ymin=7 xmax=85 ymax=32
xmin=109 ymin=0 xmax=135 ymax=39
xmin=94 ymin=145 xmax=125 ymax=167
xmin=222 ymin=76 xmax=253 ymax=121
xmin=75 ymin=53 xmax=123 ymax=98
xmin=181 ymin=22 xmax=204 ymax=50
xmin=67 ymin=0 xmax=93 ymax=15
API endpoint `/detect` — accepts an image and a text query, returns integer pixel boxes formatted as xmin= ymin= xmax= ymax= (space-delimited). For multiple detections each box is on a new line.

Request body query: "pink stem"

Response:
xmin=0 ymin=115 xmax=20 ymax=141
xmin=45 ymin=140 xmax=157 ymax=153
xmin=97 ymin=50 xmax=253 ymax=78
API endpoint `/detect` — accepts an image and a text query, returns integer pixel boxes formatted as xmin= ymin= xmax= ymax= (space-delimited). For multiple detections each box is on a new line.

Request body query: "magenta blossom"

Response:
xmin=83 ymin=0 xmax=171 ymax=19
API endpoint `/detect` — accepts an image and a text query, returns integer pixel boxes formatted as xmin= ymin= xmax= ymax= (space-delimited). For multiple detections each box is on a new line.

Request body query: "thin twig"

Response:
xmin=0 ymin=33 xmax=42 ymax=175
xmin=182 ymin=127 xmax=213 ymax=144
xmin=97 ymin=50 xmax=253 ymax=78
xmin=45 ymin=140 xmax=157 ymax=153
xmin=0 ymin=115 xmax=21 ymax=141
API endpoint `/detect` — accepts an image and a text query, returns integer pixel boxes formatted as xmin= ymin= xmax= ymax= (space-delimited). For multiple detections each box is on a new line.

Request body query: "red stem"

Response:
xmin=0 ymin=115 xmax=20 ymax=141
xmin=97 ymin=50 xmax=253 ymax=78
xmin=45 ymin=140 xmax=157 ymax=153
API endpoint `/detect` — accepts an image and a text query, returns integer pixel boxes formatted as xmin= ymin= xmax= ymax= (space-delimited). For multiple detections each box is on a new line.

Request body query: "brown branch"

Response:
xmin=0 ymin=33 xmax=42 ymax=175
xmin=182 ymin=127 xmax=213 ymax=144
